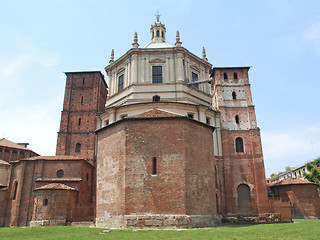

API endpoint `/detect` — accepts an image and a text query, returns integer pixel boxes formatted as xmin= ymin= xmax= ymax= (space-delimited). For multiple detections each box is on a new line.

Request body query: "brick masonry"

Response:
xmin=56 ymin=71 xmax=108 ymax=162
xmin=96 ymin=117 xmax=218 ymax=228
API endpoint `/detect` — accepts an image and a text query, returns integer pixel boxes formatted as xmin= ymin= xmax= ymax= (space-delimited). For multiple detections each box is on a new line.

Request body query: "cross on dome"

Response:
xmin=155 ymin=10 xmax=161 ymax=22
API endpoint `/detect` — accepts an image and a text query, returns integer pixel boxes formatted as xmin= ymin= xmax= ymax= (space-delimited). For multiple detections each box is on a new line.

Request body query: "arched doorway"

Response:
xmin=237 ymin=184 xmax=251 ymax=214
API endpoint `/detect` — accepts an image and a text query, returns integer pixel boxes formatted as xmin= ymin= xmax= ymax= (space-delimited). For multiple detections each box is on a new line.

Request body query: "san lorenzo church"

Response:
xmin=0 ymin=16 xmax=270 ymax=228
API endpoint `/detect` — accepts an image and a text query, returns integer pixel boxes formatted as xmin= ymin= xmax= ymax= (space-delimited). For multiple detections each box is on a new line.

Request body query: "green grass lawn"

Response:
xmin=1 ymin=219 xmax=319 ymax=240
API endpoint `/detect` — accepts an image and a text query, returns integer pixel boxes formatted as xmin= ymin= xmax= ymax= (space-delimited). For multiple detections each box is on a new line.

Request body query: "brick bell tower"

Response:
xmin=211 ymin=67 xmax=269 ymax=215
xmin=56 ymin=71 xmax=108 ymax=163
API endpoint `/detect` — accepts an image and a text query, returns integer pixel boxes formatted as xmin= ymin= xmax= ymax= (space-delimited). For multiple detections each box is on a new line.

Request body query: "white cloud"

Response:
xmin=261 ymin=126 xmax=320 ymax=176
xmin=0 ymin=54 xmax=33 ymax=76
xmin=303 ymin=22 xmax=320 ymax=54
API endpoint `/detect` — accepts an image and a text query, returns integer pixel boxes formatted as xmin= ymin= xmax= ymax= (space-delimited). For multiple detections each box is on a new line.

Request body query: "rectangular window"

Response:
xmin=118 ymin=74 xmax=124 ymax=91
xmin=152 ymin=157 xmax=157 ymax=175
xmin=152 ymin=66 xmax=162 ymax=83
xmin=192 ymin=72 xmax=198 ymax=89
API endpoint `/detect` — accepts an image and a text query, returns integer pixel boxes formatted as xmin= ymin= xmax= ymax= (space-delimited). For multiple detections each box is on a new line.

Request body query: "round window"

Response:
xmin=56 ymin=169 xmax=64 ymax=178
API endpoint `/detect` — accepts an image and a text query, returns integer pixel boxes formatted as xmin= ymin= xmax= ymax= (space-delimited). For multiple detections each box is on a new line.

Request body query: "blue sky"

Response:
xmin=1 ymin=0 xmax=319 ymax=177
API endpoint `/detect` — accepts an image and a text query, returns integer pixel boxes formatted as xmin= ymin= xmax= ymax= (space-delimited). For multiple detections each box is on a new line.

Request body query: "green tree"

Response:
xmin=303 ymin=157 xmax=320 ymax=190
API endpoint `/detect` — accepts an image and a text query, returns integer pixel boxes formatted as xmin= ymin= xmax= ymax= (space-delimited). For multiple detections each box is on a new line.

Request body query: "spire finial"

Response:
xmin=175 ymin=30 xmax=182 ymax=47
xmin=155 ymin=10 xmax=161 ymax=22
xmin=132 ymin=32 xmax=139 ymax=48
xmin=202 ymin=47 xmax=208 ymax=61
xmin=109 ymin=49 xmax=114 ymax=63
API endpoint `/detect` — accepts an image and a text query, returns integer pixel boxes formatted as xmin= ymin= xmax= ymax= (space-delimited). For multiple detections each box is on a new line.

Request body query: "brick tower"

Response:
xmin=211 ymin=67 xmax=269 ymax=214
xmin=56 ymin=71 xmax=108 ymax=163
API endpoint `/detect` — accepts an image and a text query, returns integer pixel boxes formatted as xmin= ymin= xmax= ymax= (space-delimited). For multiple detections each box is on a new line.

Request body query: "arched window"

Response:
xmin=235 ymin=137 xmax=244 ymax=153
xmin=237 ymin=184 xmax=251 ymax=213
xmin=118 ymin=74 xmax=124 ymax=91
xmin=233 ymin=72 xmax=238 ymax=79
xmin=86 ymin=173 xmax=89 ymax=181
xmin=78 ymin=118 xmax=81 ymax=126
xmin=81 ymin=96 xmax=84 ymax=104
xmin=12 ymin=181 xmax=18 ymax=200
xmin=43 ymin=198 xmax=48 ymax=206
xmin=235 ymin=115 xmax=240 ymax=124
xmin=75 ymin=143 xmax=81 ymax=153
xmin=152 ymin=157 xmax=157 ymax=175
xmin=223 ymin=72 xmax=228 ymax=80
xmin=232 ymin=91 xmax=237 ymax=100
xmin=156 ymin=30 xmax=160 ymax=37
xmin=153 ymin=95 xmax=160 ymax=102
xmin=161 ymin=31 xmax=164 ymax=38
xmin=12 ymin=150 xmax=17 ymax=161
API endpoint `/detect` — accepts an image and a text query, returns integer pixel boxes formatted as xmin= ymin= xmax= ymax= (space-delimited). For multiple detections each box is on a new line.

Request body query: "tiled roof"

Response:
xmin=272 ymin=177 xmax=318 ymax=186
xmin=34 ymin=183 xmax=76 ymax=191
xmin=0 ymin=138 xmax=29 ymax=150
xmin=128 ymin=109 xmax=181 ymax=118
xmin=23 ymin=155 xmax=83 ymax=161
xmin=0 ymin=160 xmax=10 ymax=165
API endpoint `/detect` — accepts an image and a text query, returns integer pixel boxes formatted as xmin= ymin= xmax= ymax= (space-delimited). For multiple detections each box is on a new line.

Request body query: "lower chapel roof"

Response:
xmin=34 ymin=183 xmax=76 ymax=191
xmin=272 ymin=178 xmax=318 ymax=186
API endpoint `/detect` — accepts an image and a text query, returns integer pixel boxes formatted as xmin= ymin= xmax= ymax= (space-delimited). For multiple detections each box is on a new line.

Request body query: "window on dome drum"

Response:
xmin=235 ymin=137 xmax=244 ymax=153
xmin=152 ymin=66 xmax=162 ymax=83
xmin=153 ymin=95 xmax=160 ymax=102
xmin=78 ymin=118 xmax=81 ymax=126
xmin=192 ymin=72 xmax=199 ymax=89
xmin=223 ymin=72 xmax=228 ymax=80
xmin=235 ymin=115 xmax=240 ymax=124
xmin=232 ymin=91 xmax=237 ymax=100
xmin=206 ymin=117 xmax=211 ymax=125
xmin=75 ymin=143 xmax=81 ymax=153
xmin=82 ymin=77 xmax=85 ymax=85
xmin=57 ymin=169 xmax=64 ymax=178
xmin=81 ymin=96 xmax=84 ymax=104
xmin=152 ymin=157 xmax=157 ymax=175
xmin=233 ymin=72 xmax=238 ymax=79
xmin=44 ymin=198 xmax=48 ymax=206
xmin=118 ymin=74 xmax=124 ymax=92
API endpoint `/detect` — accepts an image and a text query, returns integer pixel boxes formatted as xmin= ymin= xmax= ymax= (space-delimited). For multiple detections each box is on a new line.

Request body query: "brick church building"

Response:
xmin=1 ymin=17 xmax=271 ymax=228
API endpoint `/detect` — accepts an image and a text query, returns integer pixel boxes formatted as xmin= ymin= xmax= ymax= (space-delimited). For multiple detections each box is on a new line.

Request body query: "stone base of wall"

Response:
xmin=96 ymin=213 xmax=291 ymax=229
xmin=96 ymin=214 xmax=222 ymax=229
xmin=221 ymin=213 xmax=292 ymax=224
xmin=30 ymin=219 xmax=66 ymax=227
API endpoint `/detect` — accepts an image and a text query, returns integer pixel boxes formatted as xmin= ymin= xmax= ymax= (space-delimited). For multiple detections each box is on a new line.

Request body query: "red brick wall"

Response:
xmin=5 ymin=158 xmax=93 ymax=226
xmin=212 ymin=67 xmax=269 ymax=215
xmin=32 ymin=190 xmax=77 ymax=222
xmin=272 ymin=184 xmax=320 ymax=218
xmin=96 ymin=122 xmax=126 ymax=217
xmin=221 ymin=129 xmax=269 ymax=215
xmin=96 ymin=117 xmax=217 ymax=221
xmin=56 ymin=72 xmax=108 ymax=162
